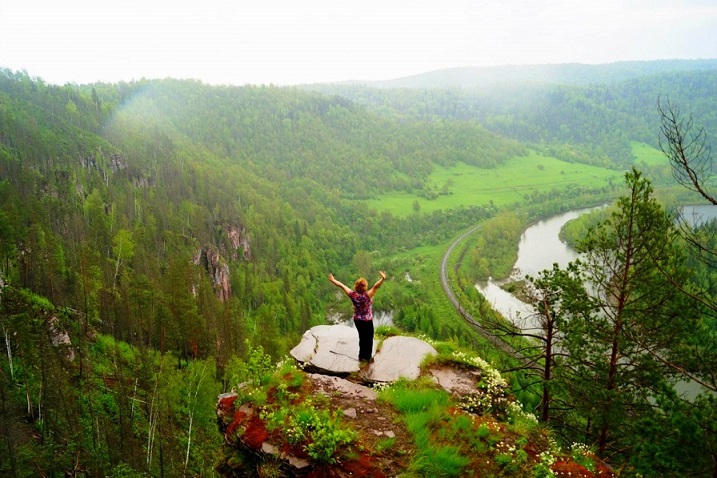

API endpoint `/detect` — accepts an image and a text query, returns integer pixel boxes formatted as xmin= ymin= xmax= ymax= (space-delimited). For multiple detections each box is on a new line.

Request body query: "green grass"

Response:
xmin=631 ymin=141 xmax=668 ymax=166
xmin=380 ymin=382 xmax=469 ymax=477
xmin=413 ymin=445 xmax=471 ymax=477
xmin=362 ymin=151 xmax=622 ymax=216
xmin=382 ymin=384 xmax=451 ymax=414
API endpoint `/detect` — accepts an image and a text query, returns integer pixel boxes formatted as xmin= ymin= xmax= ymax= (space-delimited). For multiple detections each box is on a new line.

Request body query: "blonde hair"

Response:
xmin=354 ymin=278 xmax=368 ymax=293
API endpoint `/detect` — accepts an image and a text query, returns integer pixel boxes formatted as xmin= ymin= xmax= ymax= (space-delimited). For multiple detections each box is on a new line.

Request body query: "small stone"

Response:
xmin=373 ymin=430 xmax=384 ymax=436
xmin=287 ymin=455 xmax=310 ymax=469
xmin=343 ymin=407 xmax=357 ymax=419
xmin=262 ymin=442 xmax=279 ymax=455
xmin=385 ymin=430 xmax=396 ymax=438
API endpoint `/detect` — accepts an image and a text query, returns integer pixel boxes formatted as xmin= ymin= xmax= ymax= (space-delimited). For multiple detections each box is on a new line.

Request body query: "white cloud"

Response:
xmin=1 ymin=0 xmax=716 ymax=85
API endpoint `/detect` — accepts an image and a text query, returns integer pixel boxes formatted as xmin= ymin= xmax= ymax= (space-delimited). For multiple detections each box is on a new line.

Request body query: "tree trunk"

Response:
xmin=541 ymin=300 xmax=553 ymax=422
xmin=598 ymin=321 xmax=622 ymax=455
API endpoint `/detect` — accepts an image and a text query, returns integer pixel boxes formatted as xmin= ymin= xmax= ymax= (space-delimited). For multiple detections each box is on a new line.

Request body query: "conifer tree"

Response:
xmin=544 ymin=169 xmax=694 ymax=463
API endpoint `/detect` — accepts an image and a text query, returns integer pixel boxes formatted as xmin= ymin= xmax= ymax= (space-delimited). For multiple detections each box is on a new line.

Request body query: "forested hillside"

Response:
xmin=0 ymin=70 xmax=517 ymax=476
xmin=1 ymin=61 xmax=717 ymax=476
xmin=1 ymin=69 xmax=528 ymax=359
xmin=309 ymin=62 xmax=717 ymax=169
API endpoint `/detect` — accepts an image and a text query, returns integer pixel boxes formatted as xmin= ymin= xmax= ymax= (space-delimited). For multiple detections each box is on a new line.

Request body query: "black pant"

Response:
xmin=354 ymin=319 xmax=374 ymax=361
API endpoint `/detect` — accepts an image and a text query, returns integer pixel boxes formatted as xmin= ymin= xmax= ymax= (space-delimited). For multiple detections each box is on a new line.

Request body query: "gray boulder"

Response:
xmin=290 ymin=325 xmax=438 ymax=382
xmin=363 ymin=336 xmax=437 ymax=383
xmin=290 ymin=324 xmax=375 ymax=374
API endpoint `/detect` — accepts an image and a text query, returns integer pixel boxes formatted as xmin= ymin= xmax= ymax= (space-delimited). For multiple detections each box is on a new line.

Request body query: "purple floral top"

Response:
xmin=348 ymin=291 xmax=373 ymax=321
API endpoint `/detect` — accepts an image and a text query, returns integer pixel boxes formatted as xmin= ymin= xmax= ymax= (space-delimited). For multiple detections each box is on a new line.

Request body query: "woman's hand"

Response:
xmin=368 ymin=271 xmax=386 ymax=298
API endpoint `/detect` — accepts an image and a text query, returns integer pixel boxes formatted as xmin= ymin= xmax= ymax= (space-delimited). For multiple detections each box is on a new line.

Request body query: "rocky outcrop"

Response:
xmin=192 ymin=223 xmax=251 ymax=302
xmin=223 ymin=223 xmax=251 ymax=261
xmin=289 ymin=325 xmax=437 ymax=383
xmin=217 ymin=393 xmax=312 ymax=471
xmin=216 ymin=353 xmax=425 ymax=477
xmin=218 ymin=330 xmax=616 ymax=478
xmin=195 ymin=245 xmax=232 ymax=302
xmin=290 ymin=324 xmax=374 ymax=374
xmin=48 ymin=314 xmax=75 ymax=361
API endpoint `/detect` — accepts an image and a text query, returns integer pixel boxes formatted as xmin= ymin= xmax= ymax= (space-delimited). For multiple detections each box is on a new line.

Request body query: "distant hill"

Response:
xmin=344 ymin=59 xmax=717 ymax=89
xmin=304 ymin=61 xmax=717 ymax=168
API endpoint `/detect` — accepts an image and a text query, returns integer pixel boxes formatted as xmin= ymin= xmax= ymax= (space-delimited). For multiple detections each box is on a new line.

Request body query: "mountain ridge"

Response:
xmin=328 ymin=58 xmax=717 ymax=89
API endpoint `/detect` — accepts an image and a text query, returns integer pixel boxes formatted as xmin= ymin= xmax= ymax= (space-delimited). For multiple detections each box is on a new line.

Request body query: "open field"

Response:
xmin=363 ymin=150 xmax=623 ymax=216
xmin=631 ymin=141 xmax=669 ymax=166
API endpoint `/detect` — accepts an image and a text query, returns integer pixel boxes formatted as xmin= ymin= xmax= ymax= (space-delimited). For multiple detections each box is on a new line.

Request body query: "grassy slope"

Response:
xmin=631 ymin=141 xmax=669 ymax=166
xmin=362 ymin=150 xmax=623 ymax=216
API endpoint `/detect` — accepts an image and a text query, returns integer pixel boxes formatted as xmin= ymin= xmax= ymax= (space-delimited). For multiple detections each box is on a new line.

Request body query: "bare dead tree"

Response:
xmin=659 ymin=97 xmax=716 ymax=206
xmin=659 ymin=98 xmax=717 ymax=298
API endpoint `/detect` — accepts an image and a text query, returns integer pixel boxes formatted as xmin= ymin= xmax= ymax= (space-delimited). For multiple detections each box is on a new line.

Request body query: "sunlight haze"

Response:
xmin=1 ymin=0 xmax=717 ymax=86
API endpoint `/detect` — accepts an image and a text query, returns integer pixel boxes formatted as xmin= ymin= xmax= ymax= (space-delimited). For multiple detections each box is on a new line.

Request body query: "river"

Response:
xmin=475 ymin=206 xmax=603 ymax=332
xmin=477 ymin=204 xmax=717 ymax=328
xmin=475 ymin=203 xmax=716 ymax=398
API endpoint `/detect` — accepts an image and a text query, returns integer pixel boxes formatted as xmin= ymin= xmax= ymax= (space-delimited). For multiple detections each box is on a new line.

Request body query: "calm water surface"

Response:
xmin=476 ymin=207 xmax=602 ymax=330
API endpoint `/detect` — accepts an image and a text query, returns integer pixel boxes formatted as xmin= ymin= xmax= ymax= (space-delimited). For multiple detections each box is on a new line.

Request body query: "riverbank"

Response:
xmin=474 ymin=207 xmax=601 ymax=328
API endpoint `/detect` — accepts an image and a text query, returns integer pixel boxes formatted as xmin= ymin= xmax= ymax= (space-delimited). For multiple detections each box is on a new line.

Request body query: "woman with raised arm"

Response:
xmin=328 ymin=271 xmax=386 ymax=363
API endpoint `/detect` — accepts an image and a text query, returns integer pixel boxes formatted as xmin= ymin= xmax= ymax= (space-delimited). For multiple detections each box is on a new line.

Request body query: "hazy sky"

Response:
xmin=1 ymin=0 xmax=717 ymax=86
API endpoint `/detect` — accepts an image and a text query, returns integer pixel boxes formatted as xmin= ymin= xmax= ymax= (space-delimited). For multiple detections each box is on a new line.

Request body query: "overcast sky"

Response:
xmin=1 ymin=0 xmax=716 ymax=86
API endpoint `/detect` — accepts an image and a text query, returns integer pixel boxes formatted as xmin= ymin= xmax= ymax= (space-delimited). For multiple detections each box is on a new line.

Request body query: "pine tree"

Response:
xmin=554 ymin=169 xmax=694 ymax=461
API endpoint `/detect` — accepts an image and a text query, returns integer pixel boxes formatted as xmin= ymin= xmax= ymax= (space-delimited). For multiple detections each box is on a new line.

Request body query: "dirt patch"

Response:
xmin=306 ymin=373 xmax=415 ymax=476
xmin=427 ymin=364 xmax=482 ymax=397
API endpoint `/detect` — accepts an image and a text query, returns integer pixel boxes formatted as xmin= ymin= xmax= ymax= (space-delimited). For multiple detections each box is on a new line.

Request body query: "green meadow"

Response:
xmin=364 ymin=150 xmax=623 ymax=216
xmin=631 ymin=141 xmax=669 ymax=166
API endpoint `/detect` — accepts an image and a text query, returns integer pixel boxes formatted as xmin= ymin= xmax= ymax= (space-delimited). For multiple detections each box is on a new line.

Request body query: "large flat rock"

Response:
xmin=363 ymin=336 xmax=437 ymax=383
xmin=290 ymin=324 xmax=376 ymax=375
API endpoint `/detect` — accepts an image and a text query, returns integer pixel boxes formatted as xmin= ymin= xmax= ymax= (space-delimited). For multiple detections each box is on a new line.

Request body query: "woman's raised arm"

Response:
xmin=367 ymin=271 xmax=386 ymax=298
xmin=328 ymin=273 xmax=352 ymax=296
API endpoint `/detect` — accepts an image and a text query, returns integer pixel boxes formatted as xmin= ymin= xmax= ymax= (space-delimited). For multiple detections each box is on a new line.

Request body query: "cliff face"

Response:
xmin=195 ymin=245 xmax=232 ymax=302
xmin=216 ymin=333 xmax=615 ymax=477
xmin=224 ymin=223 xmax=250 ymax=261
xmin=194 ymin=222 xmax=251 ymax=302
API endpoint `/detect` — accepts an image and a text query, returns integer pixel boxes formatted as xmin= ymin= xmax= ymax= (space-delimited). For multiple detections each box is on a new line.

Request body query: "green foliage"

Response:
xmin=377 ymin=359 xmax=566 ymax=477
xmin=569 ymin=443 xmax=597 ymax=473
xmin=2 ymin=64 xmax=717 ymax=476
xmin=560 ymin=205 xmax=612 ymax=247
xmin=261 ymin=404 xmax=357 ymax=463
xmin=302 ymin=411 xmax=357 ymax=463
xmin=468 ymin=212 xmax=524 ymax=280
xmin=311 ymin=66 xmax=717 ymax=170
xmin=525 ymin=170 xmax=705 ymax=472
xmin=107 ymin=463 xmax=150 ymax=478
xmin=224 ymin=353 xmax=358 ymax=466
xmin=0 ymin=284 xmax=223 ymax=476
xmin=225 ymin=344 xmax=276 ymax=390
xmin=375 ymin=436 xmax=396 ymax=453
xmin=413 ymin=445 xmax=470 ymax=477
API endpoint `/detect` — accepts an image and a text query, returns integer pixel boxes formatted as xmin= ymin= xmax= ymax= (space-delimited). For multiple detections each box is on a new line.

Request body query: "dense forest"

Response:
xmin=309 ymin=61 xmax=717 ymax=169
xmin=1 ymin=61 xmax=717 ymax=476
